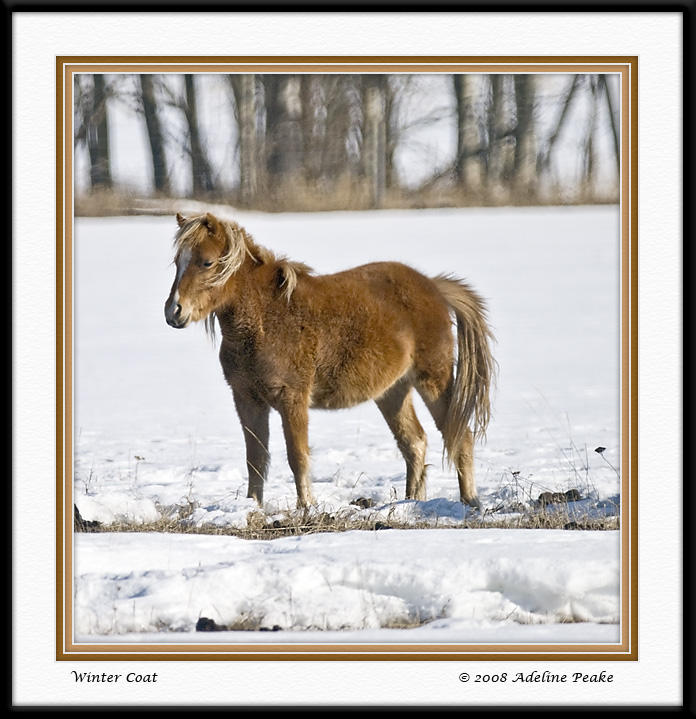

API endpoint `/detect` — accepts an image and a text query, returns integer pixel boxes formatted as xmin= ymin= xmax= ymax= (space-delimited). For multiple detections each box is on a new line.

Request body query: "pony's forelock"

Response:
xmin=174 ymin=215 xmax=255 ymax=288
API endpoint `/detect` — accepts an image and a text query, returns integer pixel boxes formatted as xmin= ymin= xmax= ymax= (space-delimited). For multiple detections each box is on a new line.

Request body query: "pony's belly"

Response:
xmin=309 ymin=366 xmax=411 ymax=410
xmin=309 ymin=390 xmax=368 ymax=410
xmin=309 ymin=326 xmax=415 ymax=410
xmin=309 ymin=371 xmax=387 ymax=409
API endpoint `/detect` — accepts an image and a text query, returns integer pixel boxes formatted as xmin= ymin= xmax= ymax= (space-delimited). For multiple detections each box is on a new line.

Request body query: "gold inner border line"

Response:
xmin=57 ymin=57 xmax=636 ymax=661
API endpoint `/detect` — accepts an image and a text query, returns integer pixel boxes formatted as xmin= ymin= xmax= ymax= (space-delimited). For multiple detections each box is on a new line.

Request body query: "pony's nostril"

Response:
xmin=165 ymin=300 xmax=185 ymax=327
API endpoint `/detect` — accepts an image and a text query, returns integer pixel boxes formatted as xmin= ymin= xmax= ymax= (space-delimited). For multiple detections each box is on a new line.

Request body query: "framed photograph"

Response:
xmin=13 ymin=10 xmax=682 ymax=708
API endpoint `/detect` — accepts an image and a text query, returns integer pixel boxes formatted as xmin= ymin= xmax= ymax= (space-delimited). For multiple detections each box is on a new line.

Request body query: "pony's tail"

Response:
xmin=432 ymin=275 xmax=496 ymax=460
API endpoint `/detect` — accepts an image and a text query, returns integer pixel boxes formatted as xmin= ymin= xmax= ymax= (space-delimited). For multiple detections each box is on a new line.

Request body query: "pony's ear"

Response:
xmin=176 ymin=212 xmax=186 ymax=228
xmin=203 ymin=212 xmax=219 ymax=234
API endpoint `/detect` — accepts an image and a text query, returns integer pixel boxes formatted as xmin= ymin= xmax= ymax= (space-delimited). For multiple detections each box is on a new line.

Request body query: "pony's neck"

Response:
xmin=213 ymin=221 xmax=310 ymax=336
xmin=213 ymin=243 xmax=275 ymax=335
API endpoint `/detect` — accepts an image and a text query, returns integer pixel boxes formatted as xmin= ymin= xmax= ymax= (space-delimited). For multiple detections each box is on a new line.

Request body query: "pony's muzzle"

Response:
xmin=164 ymin=300 xmax=187 ymax=328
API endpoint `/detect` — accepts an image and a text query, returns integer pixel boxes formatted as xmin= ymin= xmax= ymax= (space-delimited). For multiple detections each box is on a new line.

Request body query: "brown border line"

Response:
xmin=55 ymin=54 xmax=64 ymax=665
xmin=57 ymin=57 xmax=637 ymax=661
xmin=620 ymin=58 xmax=630 ymax=653
xmin=65 ymin=66 xmax=75 ymax=650
xmin=57 ymin=54 xmax=640 ymax=62
xmin=630 ymin=55 xmax=639 ymax=661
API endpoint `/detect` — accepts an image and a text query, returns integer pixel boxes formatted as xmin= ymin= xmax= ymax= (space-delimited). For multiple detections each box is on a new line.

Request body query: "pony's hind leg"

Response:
xmin=418 ymin=382 xmax=479 ymax=509
xmin=233 ymin=391 xmax=271 ymax=506
xmin=277 ymin=391 xmax=315 ymax=509
xmin=376 ymin=380 xmax=428 ymax=501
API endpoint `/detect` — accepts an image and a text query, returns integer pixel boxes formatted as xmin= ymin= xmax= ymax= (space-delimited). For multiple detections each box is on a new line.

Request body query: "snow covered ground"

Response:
xmin=75 ymin=529 xmax=619 ymax=643
xmin=72 ymin=205 xmax=621 ymax=643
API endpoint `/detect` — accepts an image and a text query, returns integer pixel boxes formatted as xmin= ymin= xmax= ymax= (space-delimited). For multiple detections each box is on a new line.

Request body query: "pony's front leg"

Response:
xmin=278 ymin=393 xmax=315 ymax=509
xmin=233 ymin=391 xmax=270 ymax=506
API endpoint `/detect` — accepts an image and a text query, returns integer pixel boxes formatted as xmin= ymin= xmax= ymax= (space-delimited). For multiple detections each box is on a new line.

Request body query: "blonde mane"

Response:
xmin=174 ymin=214 xmax=313 ymax=302
xmin=275 ymin=259 xmax=313 ymax=302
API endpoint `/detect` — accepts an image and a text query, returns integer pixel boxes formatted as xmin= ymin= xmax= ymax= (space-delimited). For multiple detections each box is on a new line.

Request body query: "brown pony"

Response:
xmin=164 ymin=212 xmax=495 ymax=509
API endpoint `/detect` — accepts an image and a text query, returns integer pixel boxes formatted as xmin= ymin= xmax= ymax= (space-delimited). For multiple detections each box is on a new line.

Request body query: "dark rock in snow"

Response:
xmin=196 ymin=616 xmax=225 ymax=632
xmin=351 ymin=497 xmax=376 ymax=509
xmin=536 ymin=489 xmax=583 ymax=507
xmin=74 ymin=505 xmax=102 ymax=532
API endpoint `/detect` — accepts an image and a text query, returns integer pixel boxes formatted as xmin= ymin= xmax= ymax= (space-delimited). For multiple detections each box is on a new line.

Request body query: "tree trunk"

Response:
xmin=230 ymin=74 xmax=258 ymax=204
xmin=139 ymin=74 xmax=169 ymax=195
xmin=87 ymin=74 xmax=112 ymax=190
xmin=581 ymin=76 xmax=599 ymax=195
xmin=453 ymin=74 xmax=483 ymax=191
xmin=383 ymin=77 xmax=397 ymax=189
xmin=362 ymin=75 xmax=387 ymax=208
xmin=300 ymin=75 xmax=319 ymax=181
xmin=184 ymin=74 xmax=215 ymax=196
xmin=321 ymin=76 xmax=353 ymax=182
xmin=263 ymin=75 xmax=303 ymax=187
xmin=486 ymin=74 xmax=513 ymax=194
xmin=513 ymin=74 xmax=537 ymax=196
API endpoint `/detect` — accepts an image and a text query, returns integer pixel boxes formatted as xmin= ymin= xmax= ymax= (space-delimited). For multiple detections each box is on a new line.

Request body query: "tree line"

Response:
xmin=74 ymin=73 xmax=620 ymax=210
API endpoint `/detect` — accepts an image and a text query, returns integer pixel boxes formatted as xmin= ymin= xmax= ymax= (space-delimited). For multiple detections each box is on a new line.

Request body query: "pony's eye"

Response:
xmin=202 ymin=260 xmax=214 ymax=268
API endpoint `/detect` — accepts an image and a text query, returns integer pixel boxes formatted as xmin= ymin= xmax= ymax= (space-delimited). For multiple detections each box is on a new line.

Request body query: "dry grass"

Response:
xmin=74 ymin=183 xmax=619 ymax=218
xmin=74 ymin=501 xmax=619 ymax=539
xmin=74 ymin=188 xmax=150 ymax=217
xmin=193 ymin=609 xmax=441 ymax=633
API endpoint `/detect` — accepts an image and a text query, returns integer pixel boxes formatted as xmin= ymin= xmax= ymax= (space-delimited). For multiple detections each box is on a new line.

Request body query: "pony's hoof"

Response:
xmin=462 ymin=496 xmax=481 ymax=511
xmin=296 ymin=497 xmax=316 ymax=511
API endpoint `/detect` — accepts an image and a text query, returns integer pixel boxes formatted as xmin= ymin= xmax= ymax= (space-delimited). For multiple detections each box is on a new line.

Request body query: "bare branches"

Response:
xmin=598 ymin=74 xmax=620 ymax=174
xmin=73 ymin=71 xmax=620 ymax=208
xmin=539 ymin=75 xmax=581 ymax=171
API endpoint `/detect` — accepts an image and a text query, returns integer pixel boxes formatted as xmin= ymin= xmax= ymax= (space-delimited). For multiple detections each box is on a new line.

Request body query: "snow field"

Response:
xmin=72 ymin=206 xmax=621 ymax=641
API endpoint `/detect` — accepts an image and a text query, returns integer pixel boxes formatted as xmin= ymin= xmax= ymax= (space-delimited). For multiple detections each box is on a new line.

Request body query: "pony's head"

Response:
xmin=164 ymin=212 xmax=251 ymax=328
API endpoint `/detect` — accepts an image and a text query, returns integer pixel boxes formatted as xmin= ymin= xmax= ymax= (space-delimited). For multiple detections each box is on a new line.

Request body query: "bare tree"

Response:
xmin=299 ymin=75 xmax=320 ymax=182
xmin=86 ymin=74 xmax=112 ymax=190
xmin=539 ymin=74 xmax=581 ymax=173
xmin=581 ymin=75 xmax=600 ymax=190
xmin=453 ymin=74 xmax=484 ymax=191
xmin=183 ymin=74 xmax=215 ymax=195
xmin=139 ymin=74 xmax=169 ymax=195
xmin=361 ymin=75 xmax=388 ymax=207
xmin=229 ymin=74 xmax=259 ymax=203
xmin=263 ymin=75 xmax=303 ymax=187
xmin=512 ymin=74 xmax=537 ymax=196
xmin=598 ymin=74 xmax=620 ymax=174
xmin=321 ymin=76 xmax=359 ymax=182
xmin=485 ymin=74 xmax=515 ymax=194
xmin=381 ymin=75 xmax=405 ymax=189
